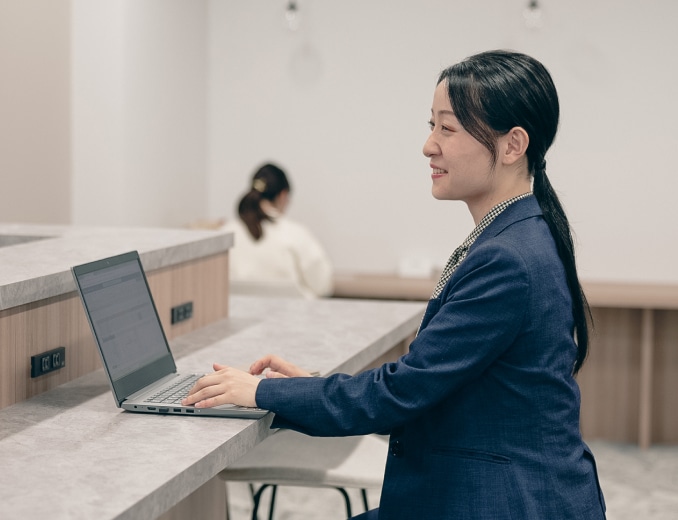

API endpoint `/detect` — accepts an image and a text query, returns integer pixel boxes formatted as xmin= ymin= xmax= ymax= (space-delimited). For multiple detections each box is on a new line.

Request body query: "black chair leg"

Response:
xmin=360 ymin=488 xmax=369 ymax=511
xmin=251 ymin=484 xmax=277 ymax=520
xmin=335 ymin=487 xmax=352 ymax=519
xmin=267 ymin=485 xmax=278 ymax=520
xmin=249 ymin=484 xmax=364 ymax=519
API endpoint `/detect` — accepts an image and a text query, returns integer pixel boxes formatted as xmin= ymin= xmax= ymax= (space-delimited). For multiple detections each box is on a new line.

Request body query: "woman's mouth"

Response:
xmin=431 ymin=168 xmax=447 ymax=178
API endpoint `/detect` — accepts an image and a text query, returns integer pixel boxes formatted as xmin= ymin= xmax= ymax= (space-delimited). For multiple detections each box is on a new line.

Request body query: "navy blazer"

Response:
xmin=256 ymin=196 xmax=606 ymax=519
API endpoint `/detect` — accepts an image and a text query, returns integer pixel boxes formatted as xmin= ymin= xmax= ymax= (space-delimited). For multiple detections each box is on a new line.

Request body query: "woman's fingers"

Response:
xmin=250 ymin=354 xmax=313 ymax=378
xmin=182 ymin=365 xmax=260 ymax=408
xmin=250 ymin=354 xmax=283 ymax=375
xmin=182 ymin=373 xmax=225 ymax=406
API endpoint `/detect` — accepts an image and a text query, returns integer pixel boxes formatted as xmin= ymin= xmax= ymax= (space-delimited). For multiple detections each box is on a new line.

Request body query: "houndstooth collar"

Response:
xmin=430 ymin=192 xmax=533 ymax=300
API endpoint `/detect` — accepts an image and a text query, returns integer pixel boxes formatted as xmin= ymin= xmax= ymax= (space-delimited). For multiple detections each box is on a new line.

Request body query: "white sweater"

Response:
xmin=221 ymin=216 xmax=334 ymax=298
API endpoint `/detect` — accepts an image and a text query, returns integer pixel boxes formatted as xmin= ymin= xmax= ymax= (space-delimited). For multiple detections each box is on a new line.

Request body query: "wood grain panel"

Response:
xmin=0 ymin=306 xmax=21 ymax=408
xmin=0 ymin=294 xmax=98 ymax=407
xmin=147 ymin=253 xmax=229 ymax=340
xmin=578 ymin=307 xmax=642 ymax=443
xmin=652 ymin=309 xmax=678 ymax=444
xmin=17 ymin=293 xmax=99 ymax=404
xmin=0 ymin=252 xmax=229 ymax=410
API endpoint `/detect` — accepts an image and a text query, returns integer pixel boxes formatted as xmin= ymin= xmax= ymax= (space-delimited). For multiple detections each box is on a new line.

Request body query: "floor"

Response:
xmin=224 ymin=441 xmax=678 ymax=520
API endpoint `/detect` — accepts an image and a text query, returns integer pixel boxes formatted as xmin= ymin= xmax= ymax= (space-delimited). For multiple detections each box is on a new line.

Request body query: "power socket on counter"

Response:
xmin=31 ymin=346 xmax=66 ymax=378
xmin=171 ymin=301 xmax=193 ymax=324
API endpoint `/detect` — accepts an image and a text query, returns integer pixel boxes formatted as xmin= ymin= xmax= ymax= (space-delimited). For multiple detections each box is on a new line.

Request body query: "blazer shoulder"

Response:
xmin=486 ymin=196 xmax=542 ymax=234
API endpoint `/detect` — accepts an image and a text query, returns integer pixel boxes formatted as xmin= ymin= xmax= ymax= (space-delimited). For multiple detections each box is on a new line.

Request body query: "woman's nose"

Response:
xmin=422 ymin=133 xmax=438 ymax=157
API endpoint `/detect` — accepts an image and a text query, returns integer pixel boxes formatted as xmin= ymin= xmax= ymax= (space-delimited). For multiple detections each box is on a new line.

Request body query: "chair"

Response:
xmin=219 ymin=429 xmax=388 ymax=519
xmin=222 ymin=280 xmax=386 ymax=519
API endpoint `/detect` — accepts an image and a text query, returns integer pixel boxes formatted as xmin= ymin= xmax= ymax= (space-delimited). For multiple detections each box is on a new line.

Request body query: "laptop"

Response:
xmin=71 ymin=250 xmax=267 ymax=419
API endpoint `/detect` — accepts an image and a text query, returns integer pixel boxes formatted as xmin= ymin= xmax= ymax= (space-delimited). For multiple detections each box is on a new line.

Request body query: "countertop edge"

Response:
xmin=0 ymin=230 xmax=233 ymax=311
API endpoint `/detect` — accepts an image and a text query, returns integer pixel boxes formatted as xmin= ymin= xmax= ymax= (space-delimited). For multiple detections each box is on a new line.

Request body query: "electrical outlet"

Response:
xmin=31 ymin=346 xmax=66 ymax=378
xmin=171 ymin=301 xmax=193 ymax=324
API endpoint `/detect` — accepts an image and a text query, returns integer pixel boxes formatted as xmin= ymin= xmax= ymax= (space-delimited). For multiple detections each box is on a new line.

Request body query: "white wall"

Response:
xmin=0 ymin=0 xmax=71 ymax=224
xmin=4 ymin=1 xmax=677 ymax=284
xmin=206 ymin=0 xmax=678 ymax=284
xmin=71 ymin=0 xmax=208 ymax=228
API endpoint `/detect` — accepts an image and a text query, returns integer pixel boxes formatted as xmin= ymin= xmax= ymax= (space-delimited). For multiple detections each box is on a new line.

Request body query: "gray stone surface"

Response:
xmin=0 ymin=223 xmax=233 ymax=310
xmin=0 ymin=295 xmax=426 ymax=520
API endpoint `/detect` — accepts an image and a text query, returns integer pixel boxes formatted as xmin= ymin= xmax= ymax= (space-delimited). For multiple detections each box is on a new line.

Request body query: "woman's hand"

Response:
xmin=249 ymin=354 xmax=314 ymax=379
xmin=182 ymin=363 xmax=260 ymax=409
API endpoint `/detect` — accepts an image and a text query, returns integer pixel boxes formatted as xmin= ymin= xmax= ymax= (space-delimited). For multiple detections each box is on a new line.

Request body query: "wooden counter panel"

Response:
xmin=333 ymin=272 xmax=678 ymax=309
xmin=583 ymin=281 xmax=678 ymax=310
xmin=577 ymin=307 xmax=678 ymax=446
xmin=147 ymin=252 xmax=229 ymax=339
xmin=0 ymin=252 xmax=229 ymax=410
xmin=578 ymin=307 xmax=642 ymax=443
xmin=0 ymin=306 xmax=20 ymax=408
xmin=652 ymin=310 xmax=678 ymax=444
xmin=0 ymin=294 xmax=96 ymax=409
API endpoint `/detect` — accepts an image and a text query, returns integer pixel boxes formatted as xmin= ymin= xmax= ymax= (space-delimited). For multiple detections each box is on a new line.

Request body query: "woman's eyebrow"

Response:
xmin=431 ymin=108 xmax=456 ymax=116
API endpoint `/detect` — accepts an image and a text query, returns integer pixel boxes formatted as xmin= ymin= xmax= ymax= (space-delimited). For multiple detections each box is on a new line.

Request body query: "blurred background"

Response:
xmin=2 ymin=0 xmax=677 ymax=283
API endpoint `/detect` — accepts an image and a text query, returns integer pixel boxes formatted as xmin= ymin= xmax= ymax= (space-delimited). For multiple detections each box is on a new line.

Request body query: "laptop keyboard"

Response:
xmin=147 ymin=374 xmax=202 ymax=404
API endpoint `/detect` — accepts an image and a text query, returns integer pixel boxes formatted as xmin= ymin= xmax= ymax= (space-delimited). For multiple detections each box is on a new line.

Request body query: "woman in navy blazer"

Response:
xmin=185 ymin=50 xmax=607 ymax=519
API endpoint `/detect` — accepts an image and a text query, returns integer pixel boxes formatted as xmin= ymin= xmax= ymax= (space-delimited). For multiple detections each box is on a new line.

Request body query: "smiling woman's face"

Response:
xmin=422 ymin=81 xmax=496 ymax=206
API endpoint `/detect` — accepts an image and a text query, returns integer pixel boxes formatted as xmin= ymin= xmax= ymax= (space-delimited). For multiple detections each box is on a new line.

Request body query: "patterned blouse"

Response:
xmin=430 ymin=192 xmax=534 ymax=300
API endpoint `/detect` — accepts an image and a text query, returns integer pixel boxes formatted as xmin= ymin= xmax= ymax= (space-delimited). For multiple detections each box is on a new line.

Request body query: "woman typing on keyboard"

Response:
xmin=183 ymin=50 xmax=607 ymax=520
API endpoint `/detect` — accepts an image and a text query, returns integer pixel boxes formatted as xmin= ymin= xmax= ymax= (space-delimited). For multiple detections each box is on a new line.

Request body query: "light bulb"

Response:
xmin=285 ymin=1 xmax=301 ymax=32
xmin=523 ymin=0 xmax=543 ymax=30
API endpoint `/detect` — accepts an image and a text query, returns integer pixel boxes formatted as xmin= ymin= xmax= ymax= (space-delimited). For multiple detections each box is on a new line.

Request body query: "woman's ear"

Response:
xmin=501 ymin=127 xmax=529 ymax=166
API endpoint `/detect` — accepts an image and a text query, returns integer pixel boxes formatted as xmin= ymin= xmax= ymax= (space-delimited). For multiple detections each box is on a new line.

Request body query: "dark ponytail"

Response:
xmin=533 ymin=164 xmax=591 ymax=373
xmin=238 ymin=163 xmax=291 ymax=241
xmin=439 ymin=50 xmax=592 ymax=374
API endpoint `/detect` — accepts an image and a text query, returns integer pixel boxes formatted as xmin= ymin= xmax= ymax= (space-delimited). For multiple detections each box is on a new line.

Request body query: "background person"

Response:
xmin=221 ymin=163 xmax=334 ymax=299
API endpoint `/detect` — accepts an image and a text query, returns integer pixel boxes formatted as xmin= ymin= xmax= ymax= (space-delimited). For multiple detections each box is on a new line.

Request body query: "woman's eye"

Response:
xmin=428 ymin=120 xmax=454 ymax=133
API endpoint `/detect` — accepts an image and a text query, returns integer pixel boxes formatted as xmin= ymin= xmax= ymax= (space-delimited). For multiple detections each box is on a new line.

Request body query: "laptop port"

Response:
xmin=159 ymin=408 xmax=169 ymax=413
xmin=147 ymin=406 xmax=156 ymax=410
xmin=173 ymin=408 xmax=182 ymax=413
xmin=186 ymin=408 xmax=194 ymax=413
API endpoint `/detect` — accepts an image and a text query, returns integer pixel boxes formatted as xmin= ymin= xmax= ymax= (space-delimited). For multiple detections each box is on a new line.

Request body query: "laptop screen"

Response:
xmin=72 ymin=251 xmax=176 ymax=405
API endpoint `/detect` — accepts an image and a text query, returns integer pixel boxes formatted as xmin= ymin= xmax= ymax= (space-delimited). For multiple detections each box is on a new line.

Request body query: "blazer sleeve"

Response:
xmin=256 ymin=239 xmax=531 ymax=437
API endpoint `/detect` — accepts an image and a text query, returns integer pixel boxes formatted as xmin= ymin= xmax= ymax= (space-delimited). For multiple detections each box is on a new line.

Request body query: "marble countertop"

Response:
xmin=0 ymin=223 xmax=233 ymax=311
xmin=0 ymin=295 xmax=426 ymax=520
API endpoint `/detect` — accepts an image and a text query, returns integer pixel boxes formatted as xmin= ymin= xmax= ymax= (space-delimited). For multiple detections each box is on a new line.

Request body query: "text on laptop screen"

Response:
xmin=77 ymin=259 xmax=170 ymax=382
